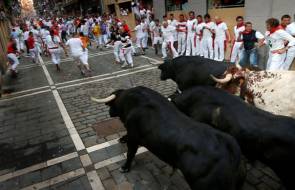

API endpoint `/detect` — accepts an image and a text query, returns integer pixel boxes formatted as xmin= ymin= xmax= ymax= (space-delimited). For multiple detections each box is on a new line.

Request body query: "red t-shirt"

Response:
xmin=7 ymin=41 xmax=17 ymax=54
xmin=27 ymin=36 xmax=35 ymax=49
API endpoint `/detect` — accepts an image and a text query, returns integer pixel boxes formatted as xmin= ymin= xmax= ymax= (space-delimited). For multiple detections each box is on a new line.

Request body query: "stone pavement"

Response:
xmin=0 ymin=46 xmax=285 ymax=190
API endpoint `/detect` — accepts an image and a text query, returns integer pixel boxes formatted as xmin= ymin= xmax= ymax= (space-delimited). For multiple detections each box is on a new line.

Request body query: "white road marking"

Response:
xmin=21 ymin=168 xmax=85 ymax=190
xmin=0 ymin=89 xmax=51 ymax=102
xmin=47 ymin=152 xmax=78 ymax=166
xmin=57 ymin=66 xmax=157 ymax=90
xmin=56 ymin=65 xmax=151 ymax=86
xmin=17 ymin=51 xmax=113 ymax=70
xmin=87 ymin=170 xmax=105 ymax=190
xmin=38 ymin=54 xmax=104 ymax=190
xmin=94 ymin=147 xmax=148 ymax=170
xmin=0 ymin=152 xmax=78 ymax=183
xmin=86 ymin=138 xmax=120 ymax=153
xmin=140 ymin=55 xmax=163 ymax=64
xmin=0 ymin=86 xmax=49 ymax=97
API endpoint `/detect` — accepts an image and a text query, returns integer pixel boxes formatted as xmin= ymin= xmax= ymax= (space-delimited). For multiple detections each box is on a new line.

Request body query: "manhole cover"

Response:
xmin=92 ymin=118 xmax=125 ymax=138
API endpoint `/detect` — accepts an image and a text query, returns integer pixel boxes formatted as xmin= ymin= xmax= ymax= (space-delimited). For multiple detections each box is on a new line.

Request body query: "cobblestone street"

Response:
xmin=0 ymin=47 xmax=285 ymax=190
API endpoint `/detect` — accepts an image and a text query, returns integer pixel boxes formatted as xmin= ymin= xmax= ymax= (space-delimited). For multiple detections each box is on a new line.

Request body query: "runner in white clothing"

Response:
xmin=214 ymin=16 xmax=231 ymax=61
xmin=176 ymin=14 xmax=187 ymax=56
xmin=230 ymin=16 xmax=245 ymax=63
xmin=185 ymin=11 xmax=198 ymax=56
xmin=264 ymin=18 xmax=295 ymax=71
xmin=281 ymin=14 xmax=295 ymax=70
xmin=168 ymin=13 xmax=178 ymax=43
xmin=46 ymin=30 xmax=68 ymax=71
xmin=65 ymin=33 xmax=91 ymax=76
xmin=202 ymin=14 xmax=215 ymax=59
xmin=151 ymin=19 xmax=162 ymax=55
xmin=196 ymin=15 xmax=206 ymax=56
xmin=161 ymin=21 xmax=178 ymax=59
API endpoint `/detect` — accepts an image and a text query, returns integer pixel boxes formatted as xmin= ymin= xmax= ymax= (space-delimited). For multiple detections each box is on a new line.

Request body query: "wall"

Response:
xmin=153 ymin=0 xmax=165 ymax=20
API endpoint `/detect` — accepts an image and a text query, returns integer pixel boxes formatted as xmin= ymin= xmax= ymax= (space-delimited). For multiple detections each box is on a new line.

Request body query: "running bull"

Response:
xmin=91 ymin=86 xmax=245 ymax=190
xmin=171 ymin=86 xmax=295 ymax=190
xmin=158 ymin=56 xmax=235 ymax=91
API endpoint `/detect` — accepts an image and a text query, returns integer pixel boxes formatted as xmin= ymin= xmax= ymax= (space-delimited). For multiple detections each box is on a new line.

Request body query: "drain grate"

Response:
xmin=92 ymin=118 xmax=125 ymax=138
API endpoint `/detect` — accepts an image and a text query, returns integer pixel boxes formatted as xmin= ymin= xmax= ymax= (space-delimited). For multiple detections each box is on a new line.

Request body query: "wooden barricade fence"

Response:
xmin=0 ymin=20 xmax=10 ymax=70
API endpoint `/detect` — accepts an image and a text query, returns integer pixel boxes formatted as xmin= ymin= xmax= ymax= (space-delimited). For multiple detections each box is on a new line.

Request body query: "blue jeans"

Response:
xmin=240 ymin=48 xmax=258 ymax=67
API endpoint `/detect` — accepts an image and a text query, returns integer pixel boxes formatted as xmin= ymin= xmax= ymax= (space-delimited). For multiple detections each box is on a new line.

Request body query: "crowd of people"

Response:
xmin=5 ymin=6 xmax=295 ymax=78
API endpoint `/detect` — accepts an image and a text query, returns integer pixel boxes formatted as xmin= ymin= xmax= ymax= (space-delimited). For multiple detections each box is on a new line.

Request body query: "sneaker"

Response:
xmin=161 ymin=56 xmax=167 ymax=59
xmin=121 ymin=62 xmax=128 ymax=68
xmin=130 ymin=63 xmax=134 ymax=68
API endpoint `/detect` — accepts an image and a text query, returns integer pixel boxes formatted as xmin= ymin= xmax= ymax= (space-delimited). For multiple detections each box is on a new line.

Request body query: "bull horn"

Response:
xmin=91 ymin=94 xmax=116 ymax=103
xmin=210 ymin=74 xmax=233 ymax=84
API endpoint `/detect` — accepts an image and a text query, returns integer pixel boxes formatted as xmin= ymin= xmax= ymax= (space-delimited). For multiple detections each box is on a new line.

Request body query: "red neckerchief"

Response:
xmin=237 ymin=22 xmax=244 ymax=28
xmin=243 ymin=29 xmax=253 ymax=35
xmin=268 ymin=25 xmax=284 ymax=35
xmin=281 ymin=24 xmax=287 ymax=30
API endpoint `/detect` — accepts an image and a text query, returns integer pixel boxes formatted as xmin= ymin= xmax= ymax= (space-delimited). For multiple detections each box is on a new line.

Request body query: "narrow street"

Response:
xmin=0 ymin=47 xmax=284 ymax=190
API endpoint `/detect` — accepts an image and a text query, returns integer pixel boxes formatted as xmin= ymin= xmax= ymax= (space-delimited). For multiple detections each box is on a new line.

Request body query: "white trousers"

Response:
xmin=29 ymin=48 xmax=38 ymax=63
xmin=72 ymin=49 xmax=88 ymax=65
xmin=7 ymin=53 xmax=20 ymax=70
xmin=120 ymin=47 xmax=133 ymax=64
xmin=214 ymin=38 xmax=225 ymax=61
xmin=203 ymin=37 xmax=214 ymax=59
xmin=230 ymin=41 xmax=243 ymax=63
xmin=49 ymin=48 xmax=61 ymax=65
xmin=114 ymin=41 xmax=122 ymax=62
xmin=153 ymin=37 xmax=163 ymax=45
xmin=186 ymin=33 xmax=197 ymax=56
xmin=178 ymin=32 xmax=186 ymax=56
xmin=267 ymin=52 xmax=287 ymax=71
xmin=284 ymin=46 xmax=295 ymax=70
xmin=197 ymin=38 xmax=203 ymax=56
xmin=162 ymin=40 xmax=178 ymax=58
xmin=142 ymin=34 xmax=148 ymax=48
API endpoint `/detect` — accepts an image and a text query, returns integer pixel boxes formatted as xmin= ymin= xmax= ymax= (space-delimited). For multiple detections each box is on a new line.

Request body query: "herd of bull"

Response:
xmin=92 ymin=56 xmax=295 ymax=190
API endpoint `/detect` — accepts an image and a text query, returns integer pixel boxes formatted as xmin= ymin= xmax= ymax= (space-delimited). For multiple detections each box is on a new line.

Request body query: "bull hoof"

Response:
xmin=119 ymin=135 xmax=128 ymax=144
xmin=119 ymin=166 xmax=130 ymax=173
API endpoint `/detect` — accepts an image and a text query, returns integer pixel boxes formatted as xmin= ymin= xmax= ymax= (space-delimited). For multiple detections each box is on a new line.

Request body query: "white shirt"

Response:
xmin=40 ymin=29 xmax=49 ymax=39
xmin=31 ymin=29 xmax=40 ymax=41
xmin=152 ymin=25 xmax=161 ymax=37
xmin=265 ymin=29 xmax=295 ymax=51
xmin=66 ymin=38 xmax=84 ymax=56
xmin=187 ymin=19 xmax=197 ymax=34
xmin=161 ymin=25 xmax=175 ymax=42
xmin=24 ymin=31 xmax=30 ymax=40
xmin=214 ymin=22 xmax=228 ymax=40
xmin=203 ymin=21 xmax=215 ymax=39
xmin=134 ymin=24 xmax=144 ymax=38
xmin=234 ymin=25 xmax=245 ymax=41
xmin=177 ymin=21 xmax=187 ymax=33
xmin=196 ymin=22 xmax=206 ymax=36
xmin=46 ymin=35 xmax=60 ymax=49
xmin=286 ymin=22 xmax=295 ymax=36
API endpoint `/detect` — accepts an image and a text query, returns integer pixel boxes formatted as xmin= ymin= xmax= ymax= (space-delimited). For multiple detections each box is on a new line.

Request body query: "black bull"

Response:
xmin=92 ymin=86 xmax=245 ymax=190
xmin=171 ymin=86 xmax=295 ymax=190
xmin=158 ymin=56 xmax=230 ymax=91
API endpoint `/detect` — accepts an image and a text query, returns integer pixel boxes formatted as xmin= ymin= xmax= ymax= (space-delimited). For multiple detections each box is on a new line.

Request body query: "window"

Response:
xmin=165 ymin=0 xmax=188 ymax=12
xmin=208 ymin=0 xmax=245 ymax=9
